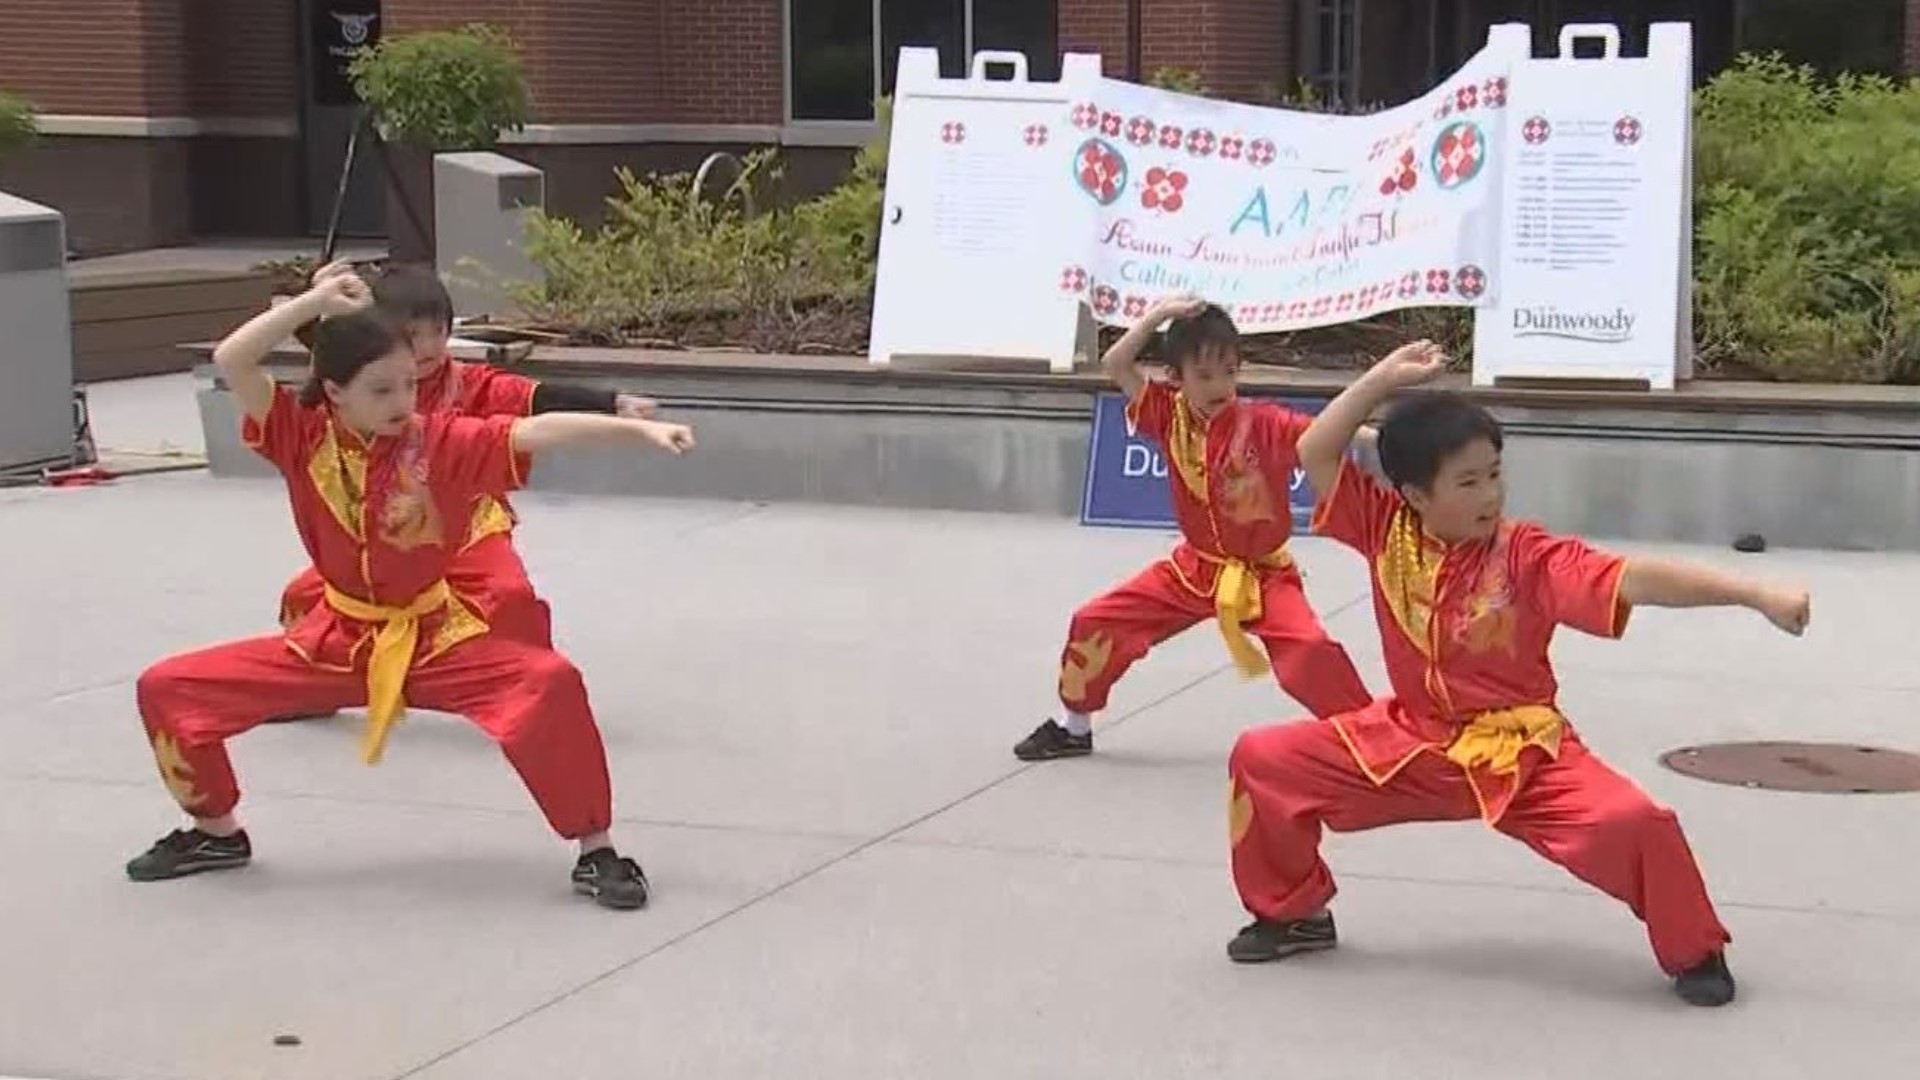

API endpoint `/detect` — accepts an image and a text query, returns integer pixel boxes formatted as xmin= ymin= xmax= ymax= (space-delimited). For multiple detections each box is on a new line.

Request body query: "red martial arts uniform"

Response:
xmin=1058 ymin=380 xmax=1371 ymax=718
xmin=278 ymin=358 xmax=550 ymax=646
xmin=1228 ymin=458 xmax=1730 ymax=975
xmin=139 ymin=387 xmax=612 ymax=839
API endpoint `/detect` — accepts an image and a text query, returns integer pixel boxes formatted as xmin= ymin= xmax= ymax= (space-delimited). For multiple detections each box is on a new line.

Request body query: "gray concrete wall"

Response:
xmin=196 ymin=365 xmax=1920 ymax=552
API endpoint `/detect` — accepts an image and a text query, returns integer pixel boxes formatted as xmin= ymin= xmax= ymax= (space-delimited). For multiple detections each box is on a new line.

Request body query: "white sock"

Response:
xmin=1062 ymin=711 xmax=1092 ymax=737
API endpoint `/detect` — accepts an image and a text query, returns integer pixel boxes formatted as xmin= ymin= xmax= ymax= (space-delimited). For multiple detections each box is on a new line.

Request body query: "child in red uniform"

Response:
xmin=275 ymin=263 xmax=659 ymax=650
xmin=1016 ymin=296 xmax=1374 ymax=761
xmin=126 ymin=271 xmax=695 ymax=909
xmin=1224 ymin=342 xmax=1812 ymax=1006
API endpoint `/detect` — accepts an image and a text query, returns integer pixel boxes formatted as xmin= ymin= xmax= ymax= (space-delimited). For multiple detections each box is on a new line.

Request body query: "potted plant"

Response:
xmin=348 ymin=22 xmax=529 ymax=261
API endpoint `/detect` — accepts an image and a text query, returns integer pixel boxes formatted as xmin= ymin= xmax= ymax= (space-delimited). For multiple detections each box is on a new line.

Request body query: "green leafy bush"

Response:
xmin=511 ymin=104 xmax=890 ymax=351
xmin=0 ymin=90 xmax=38 ymax=164
xmin=349 ymin=23 xmax=528 ymax=151
xmin=1149 ymin=67 xmax=1210 ymax=97
xmin=1692 ymin=53 xmax=1920 ymax=383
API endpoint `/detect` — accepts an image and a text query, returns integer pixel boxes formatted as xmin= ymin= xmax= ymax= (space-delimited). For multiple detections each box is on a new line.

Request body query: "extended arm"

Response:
xmin=510 ymin=412 xmax=694 ymax=459
xmin=1619 ymin=556 xmax=1810 ymax=635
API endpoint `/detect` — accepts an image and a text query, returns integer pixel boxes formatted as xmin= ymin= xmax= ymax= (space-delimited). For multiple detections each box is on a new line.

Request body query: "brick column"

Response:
xmin=1064 ymin=0 xmax=1292 ymax=101
xmin=1906 ymin=0 xmax=1920 ymax=75
xmin=1060 ymin=0 xmax=1131 ymax=76
xmin=0 ymin=0 xmax=184 ymax=116
xmin=385 ymin=0 xmax=780 ymax=126
xmin=0 ymin=0 xmax=195 ymax=252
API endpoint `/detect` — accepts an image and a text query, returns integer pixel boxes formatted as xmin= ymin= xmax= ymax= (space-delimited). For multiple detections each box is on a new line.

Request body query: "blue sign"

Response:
xmin=1079 ymin=391 xmax=1327 ymax=530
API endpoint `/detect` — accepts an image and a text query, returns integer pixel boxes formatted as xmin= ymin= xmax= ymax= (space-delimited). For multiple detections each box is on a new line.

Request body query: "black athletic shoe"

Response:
xmin=1674 ymin=951 xmax=1737 ymax=1007
xmin=126 ymin=828 xmax=252 ymax=882
xmin=1226 ymin=912 xmax=1339 ymax=963
xmin=572 ymin=847 xmax=650 ymax=910
xmin=1014 ymin=719 xmax=1093 ymax=761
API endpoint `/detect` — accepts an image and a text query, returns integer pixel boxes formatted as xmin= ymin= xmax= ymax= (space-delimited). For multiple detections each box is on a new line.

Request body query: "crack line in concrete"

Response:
xmin=8 ymin=769 xmax=875 ymax=844
xmin=380 ymin=597 xmax=1336 ymax=1080
xmin=880 ymin=833 xmax=1920 ymax=925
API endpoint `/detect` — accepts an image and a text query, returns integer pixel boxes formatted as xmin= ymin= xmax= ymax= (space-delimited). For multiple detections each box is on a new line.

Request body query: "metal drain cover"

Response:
xmin=1660 ymin=741 xmax=1920 ymax=794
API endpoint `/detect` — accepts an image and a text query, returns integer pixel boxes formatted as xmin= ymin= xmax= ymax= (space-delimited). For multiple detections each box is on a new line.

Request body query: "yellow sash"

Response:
xmin=1444 ymin=705 xmax=1565 ymax=776
xmin=323 ymin=580 xmax=452 ymax=765
xmin=1194 ymin=546 xmax=1296 ymax=680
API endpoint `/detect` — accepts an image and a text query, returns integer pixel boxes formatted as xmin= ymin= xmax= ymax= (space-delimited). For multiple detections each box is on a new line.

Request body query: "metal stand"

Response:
xmin=319 ymin=106 xmax=432 ymax=266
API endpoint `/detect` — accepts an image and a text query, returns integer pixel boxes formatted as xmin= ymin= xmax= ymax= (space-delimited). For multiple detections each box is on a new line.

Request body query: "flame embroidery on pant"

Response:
xmin=1058 ymin=632 xmax=1115 ymax=705
xmin=1228 ymin=781 xmax=1254 ymax=847
xmin=150 ymin=730 xmax=202 ymax=811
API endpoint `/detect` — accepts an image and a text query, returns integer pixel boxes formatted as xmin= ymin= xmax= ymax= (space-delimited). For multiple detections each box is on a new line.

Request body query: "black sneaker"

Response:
xmin=1226 ymin=912 xmax=1338 ymax=963
xmin=126 ymin=827 xmax=252 ymax=882
xmin=572 ymin=847 xmax=650 ymax=910
xmin=1014 ymin=719 xmax=1092 ymax=761
xmin=1673 ymin=951 xmax=1737 ymax=1007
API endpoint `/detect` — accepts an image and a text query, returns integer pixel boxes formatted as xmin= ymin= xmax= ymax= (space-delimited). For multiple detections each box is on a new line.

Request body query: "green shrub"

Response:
xmin=349 ymin=23 xmax=528 ymax=151
xmin=0 ymin=90 xmax=38 ymax=164
xmin=1692 ymin=53 xmax=1920 ymax=383
xmin=512 ymin=102 xmax=890 ymax=350
xmin=1149 ymin=67 xmax=1210 ymax=97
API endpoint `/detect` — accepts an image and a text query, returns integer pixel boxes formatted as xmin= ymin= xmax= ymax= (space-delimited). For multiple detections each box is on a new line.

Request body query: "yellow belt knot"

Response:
xmin=1444 ymin=705 xmax=1565 ymax=776
xmin=322 ymin=580 xmax=452 ymax=765
xmin=1199 ymin=546 xmax=1294 ymax=680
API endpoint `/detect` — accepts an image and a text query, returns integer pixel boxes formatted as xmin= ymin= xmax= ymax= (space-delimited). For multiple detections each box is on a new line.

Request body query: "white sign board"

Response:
xmin=871 ymin=22 xmax=1695 ymax=389
xmin=1069 ymin=37 xmax=1523 ymax=334
xmin=869 ymin=49 xmax=1103 ymax=373
xmin=1471 ymin=23 xmax=1694 ymax=389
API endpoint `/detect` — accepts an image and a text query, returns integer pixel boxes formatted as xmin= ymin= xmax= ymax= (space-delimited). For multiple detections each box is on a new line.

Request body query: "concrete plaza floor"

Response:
xmin=2 ymin=376 xmax=1917 ymax=1079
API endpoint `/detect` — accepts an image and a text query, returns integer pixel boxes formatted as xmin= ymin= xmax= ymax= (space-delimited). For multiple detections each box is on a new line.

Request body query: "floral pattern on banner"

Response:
xmin=1069 ymin=42 xmax=1507 ymax=333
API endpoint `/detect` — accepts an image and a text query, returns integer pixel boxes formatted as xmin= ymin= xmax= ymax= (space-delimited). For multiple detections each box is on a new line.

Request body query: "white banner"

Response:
xmin=1060 ymin=44 xmax=1512 ymax=333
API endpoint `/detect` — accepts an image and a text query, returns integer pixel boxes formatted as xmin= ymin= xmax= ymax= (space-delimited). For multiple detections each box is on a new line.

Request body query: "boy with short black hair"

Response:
xmin=1015 ymin=295 xmax=1374 ymax=761
xmin=1224 ymin=342 xmax=1812 ymax=1007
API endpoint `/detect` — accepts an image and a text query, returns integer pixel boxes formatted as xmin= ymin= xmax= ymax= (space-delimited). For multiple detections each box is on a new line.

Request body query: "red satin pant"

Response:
xmin=1228 ymin=718 xmax=1732 ymax=975
xmin=1057 ymin=559 xmax=1372 ymax=718
xmin=137 ymin=633 xmax=613 ymax=840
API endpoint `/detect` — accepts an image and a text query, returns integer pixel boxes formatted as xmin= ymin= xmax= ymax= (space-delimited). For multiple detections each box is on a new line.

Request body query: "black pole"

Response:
xmin=319 ymin=111 xmax=364 ymax=266
xmin=1127 ymin=0 xmax=1142 ymax=82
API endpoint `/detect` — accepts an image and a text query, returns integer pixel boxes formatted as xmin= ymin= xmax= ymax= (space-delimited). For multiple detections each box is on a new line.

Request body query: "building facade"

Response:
xmin=1 ymin=0 xmax=1914 ymax=256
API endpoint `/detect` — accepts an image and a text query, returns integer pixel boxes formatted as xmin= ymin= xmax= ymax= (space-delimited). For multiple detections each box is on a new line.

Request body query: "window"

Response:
xmin=787 ymin=0 xmax=1060 ymax=123
xmin=1736 ymin=0 xmax=1904 ymax=78
xmin=1297 ymin=0 xmax=1360 ymax=109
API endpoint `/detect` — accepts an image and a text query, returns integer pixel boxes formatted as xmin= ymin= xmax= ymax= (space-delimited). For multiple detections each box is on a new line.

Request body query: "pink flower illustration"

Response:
xmin=1141 ymin=167 xmax=1189 ymax=213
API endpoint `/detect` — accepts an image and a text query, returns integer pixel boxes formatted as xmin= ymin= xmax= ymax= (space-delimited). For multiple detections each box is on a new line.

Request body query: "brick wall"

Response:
xmin=185 ymin=0 xmax=299 ymax=117
xmin=657 ymin=0 xmax=782 ymax=124
xmin=0 ymin=0 xmax=295 ymax=118
xmin=1057 ymin=1 xmax=1293 ymax=100
xmin=388 ymin=0 xmax=781 ymax=126
xmin=1060 ymin=0 xmax=1131 ymax=75
xmin=0 ymin=0 xmax=173 ymax=114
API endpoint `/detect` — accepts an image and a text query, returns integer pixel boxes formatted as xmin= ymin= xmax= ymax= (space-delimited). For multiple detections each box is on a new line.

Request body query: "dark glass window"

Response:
xmin=973 ymin=0 xmax=1060 ymax=83
xmin=1738 ymin=0 xmax=1903 ymax=78
xmin=882 ymin=0 xmax=965 ymax=94
xmin=789 ymin=1 xmax=1065 ymax=121
xmin=791 ymin=0 xmax=877 ymax=121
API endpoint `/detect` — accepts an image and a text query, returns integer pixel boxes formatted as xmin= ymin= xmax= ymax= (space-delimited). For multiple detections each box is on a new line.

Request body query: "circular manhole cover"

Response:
xmin=1660 ymin=741 xmax=1920 ymax=794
